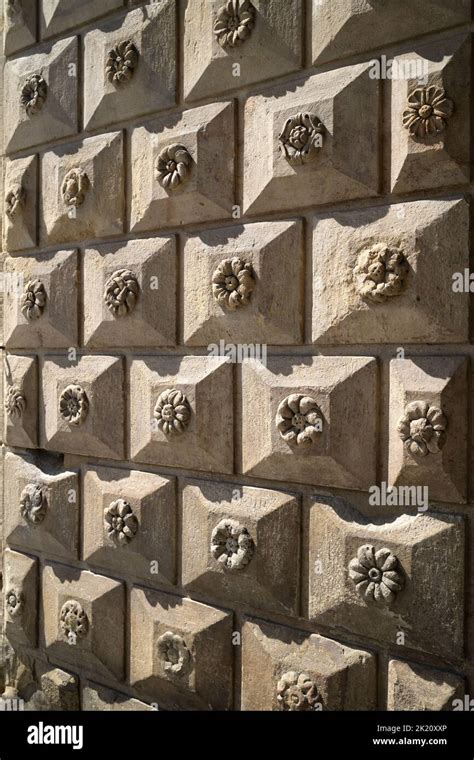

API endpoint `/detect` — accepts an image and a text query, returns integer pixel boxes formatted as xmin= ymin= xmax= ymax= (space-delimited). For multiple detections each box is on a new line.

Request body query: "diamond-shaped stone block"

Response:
xmin=4 ymin=353 xmax=38 ymax=448
xmin=387 ymin=659 xmax=464 ymax=711
xmin=4 ymin=0 xmax=37 ymax=56
xmin=3 ymin=154 xmax=38 ymax=252
xmin=41 ymin=0 xmax=124 ymax=39
xmin=4 ymin=548 xmax=38 ymax=648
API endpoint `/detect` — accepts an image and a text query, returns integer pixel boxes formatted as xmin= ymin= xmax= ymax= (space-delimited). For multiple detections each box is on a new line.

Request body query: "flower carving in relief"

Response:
xmin=59 ymin=385 xmax=89 ymax=426
xmin=402 ymin=85 xmax=453 ymax=139
xmin=61 ymin=168 xmax=90 ymax=207
xmin=104 ymin=269 xmax=140 ymax=317
xmin=5 ymin=184 xmax=26 ymax=221
xmin=279 ymin=112 xmax=325 ymax=165
xmin=20 ymin=483 xmax=47 ymax=524
xmin=210 ymin=519 xmax=254 ymax=571
xmin=213 ymin=0 xmax=255 ymax=49
xmin=154 ymin=389 xmax=191 ymax=436
xmin=397 ymin=400 xmax=447 ymax=457
xmin=20 ymin=280 xmax=47 ymax=321
xmin=21 ymin=74 xmax=47 ymax=116
xmin=59 ymin=600 xmax=89 ymax=644
xmin=354 ymin=244 xmax=409 ymax=304
xmin=156 ymin=144 xmax=192 ymax=190
xmin=276 ymin=394 xmax=323 ymax=448
xmin=276 ymin=672 xmax=320 ymax=712
xmin=348 ymin=545 xmax=404 ymax=605
xmin=157 ymin=631 xmax=192 ymax=676
xmin=104 ymin=499 xmax=138 ymax=546
xmin=4 ymin=386 xmax=26 ymax=420
xmin=212 ymin=257 xmax=255 ymax=310
xmin=106 ymin=40 xmax=139 ymax=85
xmin=6 ymin=588 xmax=23 ymax=619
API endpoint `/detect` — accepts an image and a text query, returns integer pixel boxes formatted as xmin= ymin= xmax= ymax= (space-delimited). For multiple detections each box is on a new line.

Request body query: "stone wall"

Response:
xmin=1 ymin=0 xmax=473 ymax=711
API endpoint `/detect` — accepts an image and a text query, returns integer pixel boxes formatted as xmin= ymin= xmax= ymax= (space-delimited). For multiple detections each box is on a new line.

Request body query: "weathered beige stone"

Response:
xmin=130 ymin=588 xmax=233 ymax=710
xmin=311 ymin=198 xmax=469 ymax=344
xmin=83 ymin=682 xmax=156 ymax=711
xmin=130 ymin=356 xmax=233 ymax=473
xmin=390 ymin=36 xmax=471 ymax=194
xmin=241 ymin=356 xmax=378 ymax=489
xmin=37 ymin=665 xmax=80 ymax=711
xmin=4 ymin=250 xmax=78 ymax=349
xmin=130 ymin=101 xmax=234 ymax=232
xmin=4 ymin=0 xmax=36 ymax=56
xmin=41 ymin=131 xmax=124 ymax=246
xmin=242 ymin=619 xmax=376 ymax=710
xmin=387 ymin=660 xmax=464 ymax=711
xmin=243 ymin=63 xmax=380 ymax=216
xmin=83 ymin=237 xmax=176 ymax=348
xmin=84 ymin=2 xmax=176 ymax=130
xmin=182 ymin=480 xmax=300 ymax=615
xmin=4 ymin=451 xmax=79 ymax=560
xmin=183 ymin=221 xmax=303 ymax=345
xmin=83 ymin=466 xmax=176 ymax=586
xmin=4 ymin=37 xmax=78 ymax=154
xmin=41 ymin=0 xmax=124 ymax=39
xmin=4 ymin=353 xmax=37 ymax=448
xmin=4 ymin=549 xmax=38 ymax=648
xmin=43 ymin=564 xmax=125 ymax=682
xmin=305 ymin=498 xmax=464 ymax=660
xmin=3 ymin=154 xmax=37 ymax=252
xmin=389 ymin=357 xmax=468 ymax=503
xmin=183 ymin=0 xmax=303 ymax=101
xmin=42 ymin=355 xmax=125 ymax=459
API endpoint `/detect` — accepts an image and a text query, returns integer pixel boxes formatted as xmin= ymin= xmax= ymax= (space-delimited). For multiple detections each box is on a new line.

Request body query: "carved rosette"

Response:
xmin=354 ymin=244 xmax=409 ymax=303
xmin=6 ymin=589 xmax=23 ymax=619
xmin=61 ymin=168 xmax=90 ymax=207
xmin=214 ymin=0 xmax=255 ymax=49
xmin=157 ymin=631 xmax=192 ymax=676
xmin=59 ymin=600 xmax=89 ymax=643
xmin=104 ymin=499 xmax=138 ymax=546
xmin=210 ymin=518 xmax=254 ymax=571
xmin=279 ymin=112 xmax=325 ymax=165
xmin=104 ymin=269 xmax=140 ymax=317
xmin=156 ymin=144 xmax=192 ymax=190
xmin=20 ymin=74 xmax=48 ymax=116
xmin=402 ymin=85 xmax=454 ymax=139
xmin=106 ymin=40 xmax=139 ymax=85
xmin=212 ymin=257 xmax=255 ymax=310
xmin=59 ymin=385 xmax=89 ymax=426
xmin=276 ymin=672 xmax=320 ymax=711
xmin=275 ymin=394 xmax=323 ymax=447
xmin=154 ymin=389 xmax=191 ymax=436
xmin=397 ymin=400 xmax=447 ymax=457
xmin=348 ymin=545 xmax=404 ymax=605
xmin=4 ymin=386 xmax=26 ymax=420
xmin=5 ymin=184 xmax=26 ymax=221
xmin=20 ymin=483 xmax=47 ymax=524
xmin=20 ymin=280 xmax=47 ymax=321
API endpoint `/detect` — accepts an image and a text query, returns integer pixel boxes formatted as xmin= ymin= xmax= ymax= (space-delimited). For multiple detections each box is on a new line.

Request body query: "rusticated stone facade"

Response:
xmin=0 ymin=0 xmax=473 ymax=712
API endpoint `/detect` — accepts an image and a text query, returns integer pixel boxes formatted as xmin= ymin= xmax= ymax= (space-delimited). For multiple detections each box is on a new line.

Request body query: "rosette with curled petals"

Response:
xmin=4 ymin=386 xmax=26 ymax=420
xmin=157 ymin=631 xmax=192 ymax=676
xmin=276 ymin=672 xmax=320 ymax=712
xmin=104 ymin=269 xmax=139 ymax=317
xmin=397 ymin=400 xmax=447 ymax=457
xmin=210 ymin=519 xmax=254 ymax=571
xmin=154 ymin=388 xmax=191 ymax=435
xmin=156 ymin=144 xmax=192 ymax=190
xmin=20 ymin=483 xmax=47 ymax=524
xmin=354 ymin=244 xmax=409 ymax=303
xmin=104 ymin=499 xmax=138 ymax=546
xmin=275 ymin=394 xmax=323 ymax=447
xmin=213 ymin=0 xmax=255 ymax=49
xmin=402 ymin=85 xmax=453 ymax=139
xmin=348 ymin=545 xmax=404 ymax=605
xmin=212 ymin=257 xmax=255 ymax=310
xmin=59 ymin=385 xmax=89 ymax=426
xmin=20 ymin=74 xmax=47 ymax=116
xmin=279 ymin=112 xmax=325 ymax=165
xmin=106 ymin=40 xmax=139 ymax=84
xmin=20 ymin=280 xmax=47 ymax=321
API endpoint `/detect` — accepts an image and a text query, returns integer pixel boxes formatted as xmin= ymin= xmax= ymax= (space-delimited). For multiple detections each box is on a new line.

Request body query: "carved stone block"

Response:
xmin=310 ymin=0 xmax=471 ymax=66
xmin=4 ymin=548 xmax=38 ymax=648
xmin=242 ymin=619 xmax=376 ymax=710
xmin=41 ymin=131 xmax=124 ymax=246
xmin=387 ymin=660 xmax=464 ymax=711
xmin=311 ymin=198 xmax=469 ymax=344
xmin=40 ymin=0 xmax=124 ymax=38
xmin=183 ymin=0 xmax=303 ymax=101
xmin=36 ymin=665 xmax=80 ymax=711
xmin=3 ymin=155 xmax=37 ymax=252
xmin=390 ymin=36 xmax=471 ymax=194
xmin=130 ymin=356 xmax=233 ymax=473
xmin=305 ymin=498 xmax=464 ymax=660
xmin=183 ymin=221 xmax=303 ymax=345
xmin=43 ymin=564 xmax=125 ymax=682
xmin=130 ymin=101 xmax=234 ymax=232
xmin=83 ymin=237 xmax=176 ymax=348
xmin=42 ymin=355 xmax=125 ymax=460
xmin=388 ymin=357 xmax=468 ymax=503
xmin=83 ymin=466 xmax=176 ymax=586
xmin=83 ymin=682 xmax=156 ymax=711
xmin=84 ymin=2 xmax=176 ymax=130
xmin=4 ymin=353 xmax=38 ymax=448
xmin=4 ymin=37 xmax=78 ymax=154
xmin=243 ymin=63 xmax=380 ymax=216
xmin=130 ymin=588 xmax=233 ymax=709
xmin=241 ymin=356 xmax=378 ymax=489
xmin=182 ymin=480 xmax=300 ymax=615
xmin=4 ymin=250 xmax=78 ymax=349
xmin=4 ymin=0 xmax=37 ymax=56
